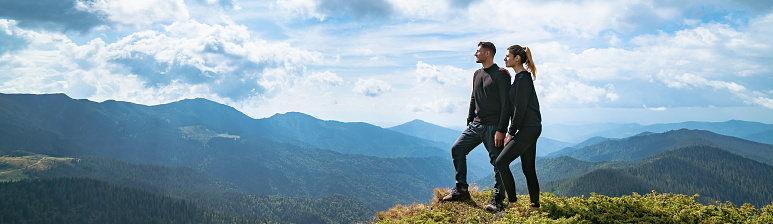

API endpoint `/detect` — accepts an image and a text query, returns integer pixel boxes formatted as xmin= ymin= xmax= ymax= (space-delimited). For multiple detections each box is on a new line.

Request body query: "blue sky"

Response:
xmin=1 ymin=0 xmax=772 ymax=128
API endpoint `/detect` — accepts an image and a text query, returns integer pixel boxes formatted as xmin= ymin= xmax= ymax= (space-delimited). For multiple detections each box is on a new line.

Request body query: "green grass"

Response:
xmin=375 ymin=187 xmax=773 ymax=223
xmin=0 ymin=170 xmax=28 ymax=182
xmin=0 ymin=154 xmax=76 ymax=182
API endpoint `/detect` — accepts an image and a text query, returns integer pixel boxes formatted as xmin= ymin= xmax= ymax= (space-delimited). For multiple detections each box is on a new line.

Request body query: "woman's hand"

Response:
xmin=504 ymin=134 xmax=513 ymax=145
xmin=499 ymin=67 xmax=511 ymax=77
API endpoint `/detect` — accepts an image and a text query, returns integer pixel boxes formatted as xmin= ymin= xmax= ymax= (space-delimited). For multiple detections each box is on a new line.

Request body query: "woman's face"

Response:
xmin=504 ymin=51 xmax=519 ymax=68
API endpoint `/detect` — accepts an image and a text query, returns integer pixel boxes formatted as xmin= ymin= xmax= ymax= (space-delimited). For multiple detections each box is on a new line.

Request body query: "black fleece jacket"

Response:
xmin=466 ymin=63 xmax=511 ymax=133
xmin=508 ymin=71 xmax=542 ymax=135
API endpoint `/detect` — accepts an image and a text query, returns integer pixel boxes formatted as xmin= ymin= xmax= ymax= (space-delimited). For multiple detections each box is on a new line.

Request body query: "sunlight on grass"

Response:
xmin=0 ymin=153 xmax=77 ymax=182
xmin=375 ymin=187 xmax=773 ymax=223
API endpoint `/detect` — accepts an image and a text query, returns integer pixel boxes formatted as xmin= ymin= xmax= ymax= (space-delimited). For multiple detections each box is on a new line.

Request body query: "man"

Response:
xmin=442 ymin=42 xmax=511 ymax=212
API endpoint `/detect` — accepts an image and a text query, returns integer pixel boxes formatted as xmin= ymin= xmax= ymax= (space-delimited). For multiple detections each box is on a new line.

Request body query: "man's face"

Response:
xmin=474 ymin=46 xmax=488 ymax=63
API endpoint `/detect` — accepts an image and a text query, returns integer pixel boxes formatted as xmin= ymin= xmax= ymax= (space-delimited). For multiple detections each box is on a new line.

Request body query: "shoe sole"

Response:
xmin=441 ymin=195 xmax=471 ymax=202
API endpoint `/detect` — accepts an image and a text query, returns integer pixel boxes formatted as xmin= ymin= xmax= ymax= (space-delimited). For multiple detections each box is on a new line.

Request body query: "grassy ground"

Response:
xmin=0 ymin=154 xmax=76 ymax=182
xmin=375 ymin=187 xmax=773 ymax=223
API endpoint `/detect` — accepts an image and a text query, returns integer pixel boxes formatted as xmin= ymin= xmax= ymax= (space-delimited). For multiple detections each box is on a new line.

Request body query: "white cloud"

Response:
xmin=304 ymin=71 xmax=343 ymax=87
xmin=274 ymin=0 xmax=326 ymax=21
xmin=415 ymin=61 xmax=467 ymax=86
xmin=605 ymin=84 xmax=620 ymax=101
xmin=541 ymin=81 xmax=608 ymax=106
xmin=3 ymin=0 xmax=773 ymax=127
xmin=76 ymin=0 xmax=190 ymax=27
xmin=0 ymin=19 xmax=325 ymax=104
xmin=353 ymin=78 xmax=392 ymax=97
xmin=643 ymin=105 xmax=667 ymax=111
xmin=409 ymin=98 xmax=462 ymax=114
xmin=752 ymin=96 xmax=773 ymax=109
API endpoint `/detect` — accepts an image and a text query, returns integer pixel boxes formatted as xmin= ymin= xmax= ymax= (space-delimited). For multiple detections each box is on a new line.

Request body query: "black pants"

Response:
xmin=451 ymin=122 xmax=504 ymax=197
xmin=495 ymin=126 xmax=541 ymax=206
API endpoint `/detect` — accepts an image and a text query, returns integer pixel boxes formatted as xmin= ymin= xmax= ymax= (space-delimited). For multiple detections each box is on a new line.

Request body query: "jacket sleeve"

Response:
xmin=509 ymin=73 xmax=534 ymax=135
xmin=466 ymin=91 xmax=475 ymax=124
xmin=467 ymin=72 xmax=476 ymax=124
xmin=497 ymin=72 xmax=512 ymax=133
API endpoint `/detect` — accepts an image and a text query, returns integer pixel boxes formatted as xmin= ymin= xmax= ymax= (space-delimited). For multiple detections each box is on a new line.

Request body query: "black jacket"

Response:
xmin=467 ymin=64 xmax=511 ymax=133
xmin=508 ymin=71 xmax=542 ymax=135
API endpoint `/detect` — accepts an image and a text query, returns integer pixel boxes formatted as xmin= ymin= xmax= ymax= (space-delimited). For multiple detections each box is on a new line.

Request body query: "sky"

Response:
xmin=1 ymin=0 xmax=772 ymax=128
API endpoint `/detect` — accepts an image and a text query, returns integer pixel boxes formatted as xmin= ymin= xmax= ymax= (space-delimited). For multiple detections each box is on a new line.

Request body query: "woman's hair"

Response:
xmin=507 ymin=45 xmax=536 ymax=79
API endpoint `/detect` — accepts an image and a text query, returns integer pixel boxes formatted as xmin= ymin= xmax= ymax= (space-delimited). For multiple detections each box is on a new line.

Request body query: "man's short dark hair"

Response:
xmin=478 ymin=41 xmax=496 ymax=56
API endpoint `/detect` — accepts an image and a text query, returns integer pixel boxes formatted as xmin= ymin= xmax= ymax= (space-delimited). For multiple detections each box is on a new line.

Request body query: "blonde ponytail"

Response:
xmin=507 ymin=45 xmax=537 ymax=79
xmin=524 ymin=47 xmax=536 ymax=79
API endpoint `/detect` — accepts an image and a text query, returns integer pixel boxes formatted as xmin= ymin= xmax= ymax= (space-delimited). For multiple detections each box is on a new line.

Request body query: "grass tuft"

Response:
xmin=374 ymin=188 xmax=773 ymax=223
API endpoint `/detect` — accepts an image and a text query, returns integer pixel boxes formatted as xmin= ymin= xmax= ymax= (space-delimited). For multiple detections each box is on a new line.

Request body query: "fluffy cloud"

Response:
xmin=104 ymin=20 xmax=323 ymax=99
xmin=415 ymin=61 xmax=467 ymax=85
xmin=76 ymin=0 xmax=190 ymax=27
xmin=0 ymin=0 xmax=109 ymax=32
xmin=353 ymin=78 xmax=392 ymax=97
xmin=195 ymin=0 xmax=239 ymax=9
xmin=0 ymin=19 xmax=325 ymax=103
xmin=304 ymin=71 xmax=343 ymax=87
xmin=275 ymin=0 xmax=393 ymax=21
xmin=0 ymin=20 xmax=29 ymax=54
xmin=0 ymin=0 xmax=198 ymax=32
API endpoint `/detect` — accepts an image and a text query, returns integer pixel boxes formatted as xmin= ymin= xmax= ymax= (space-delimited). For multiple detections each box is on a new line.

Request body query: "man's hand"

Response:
xmin=495 ymin=131 xmax=505 ymax=147
xmin=504 ymin=134 xmax=513 ymax=145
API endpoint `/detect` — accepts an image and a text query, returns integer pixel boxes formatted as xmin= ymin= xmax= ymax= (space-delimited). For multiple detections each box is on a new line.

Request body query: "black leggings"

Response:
xmin=495 ymin=126 xmax=541 ymax=206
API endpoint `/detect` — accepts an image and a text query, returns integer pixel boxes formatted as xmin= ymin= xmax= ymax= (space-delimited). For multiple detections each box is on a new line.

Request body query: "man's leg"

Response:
xmin=481 ymin=124 xmax=505 ymax=211
xmin=480 ymin=125 xmax=505 ymax=197
xmin=444 ymin=123 xmax=482 ymax=201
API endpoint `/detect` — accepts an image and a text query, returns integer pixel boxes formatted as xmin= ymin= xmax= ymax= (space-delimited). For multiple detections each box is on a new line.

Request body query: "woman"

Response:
xmin=495 ymin=45 xmax=542 ymax=215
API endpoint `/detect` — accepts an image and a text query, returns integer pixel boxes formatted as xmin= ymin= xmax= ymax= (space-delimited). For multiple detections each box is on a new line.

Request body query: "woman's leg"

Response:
xmin=520 ymin=126 xmax=541 ymax=207
xmin=494 ymin=126 xmax=540 ymax=204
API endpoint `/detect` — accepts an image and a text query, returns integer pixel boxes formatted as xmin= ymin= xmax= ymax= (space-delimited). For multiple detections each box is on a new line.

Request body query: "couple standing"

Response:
xmin=442 ymin=42 xmax=542 ymax=214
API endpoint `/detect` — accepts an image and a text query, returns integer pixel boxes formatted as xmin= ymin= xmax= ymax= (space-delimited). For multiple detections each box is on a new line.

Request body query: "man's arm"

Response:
xmin=496 ymin=71 xmax=511 ymax=147
xmin=467 ymin=72 xmax=477 ymax=125
xmin=497 ymin=71 xmax=512 ymax=133
xmin=467 ymin=91 xmax=475 ymax=125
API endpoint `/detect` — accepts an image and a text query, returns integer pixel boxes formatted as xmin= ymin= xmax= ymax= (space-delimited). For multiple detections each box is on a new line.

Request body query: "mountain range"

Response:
xmin=552 ymin=128 xmax=773 ymax=165
xmin=2 ymin=93 xmax=772 ymax=223
xmin=476 ymin=129 xmax=773 ymax=207
xmin=0 ymin=93 xmax=456 ymax=222
xmin=544 ymin=145 xmax=773 ymax=207
xmin=388 ymin=119 xmax=573 ymax=181
xmin=543 ymin=120 xmax=773 ymax=144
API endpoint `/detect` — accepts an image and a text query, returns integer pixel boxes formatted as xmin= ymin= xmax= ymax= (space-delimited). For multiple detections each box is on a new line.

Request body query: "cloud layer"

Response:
xmin=1 ymin=0 xmax=772 ymax=127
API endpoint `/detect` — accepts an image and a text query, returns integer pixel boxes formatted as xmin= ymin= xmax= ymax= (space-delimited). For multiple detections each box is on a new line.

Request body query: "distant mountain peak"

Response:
xmin=407 ymin=119 xmax=428 ymax=123
xmin=268 ymin=112 xmax=318 ymax=120
xmin=390 ymin=119 xmax=442 ymax=129
xmin=172 ymin=97 xmax=221 ymax=105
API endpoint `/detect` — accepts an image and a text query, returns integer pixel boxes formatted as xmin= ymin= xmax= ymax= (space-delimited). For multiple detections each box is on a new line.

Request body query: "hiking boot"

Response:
xmin=484 ymin=197 xmax=504 ymax=212
xmin=441 ymin=185 xmax=471 ymax=201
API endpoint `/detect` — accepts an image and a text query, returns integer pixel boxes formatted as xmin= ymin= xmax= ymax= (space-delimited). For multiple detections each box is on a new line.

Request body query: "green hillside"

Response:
xmin=1 ymin=151 xmax=376 ymax=223
xmin=24 ymin=155 xmax=241 ymax=195
xmin=544 ymin=146 xmax=773 ymax=208
xmin=543 ymin=120 xmax=773 ymax=144
xmin=0 ymin=178 xmax=269 ymax=224
xmin=255 ymin=112 xmax=446 ymax=158
xmin=0 ymin=93 xmax=454 ymax=211
xmin=560 ymin=129 xmax=773 ymax=165
xmin=475 ymin=156 xmax=629 ymax=194
xmin=376 ymin=188 xmax=773 ymax=223
xmin=593 ymin=120 xmax=773 ymax=143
